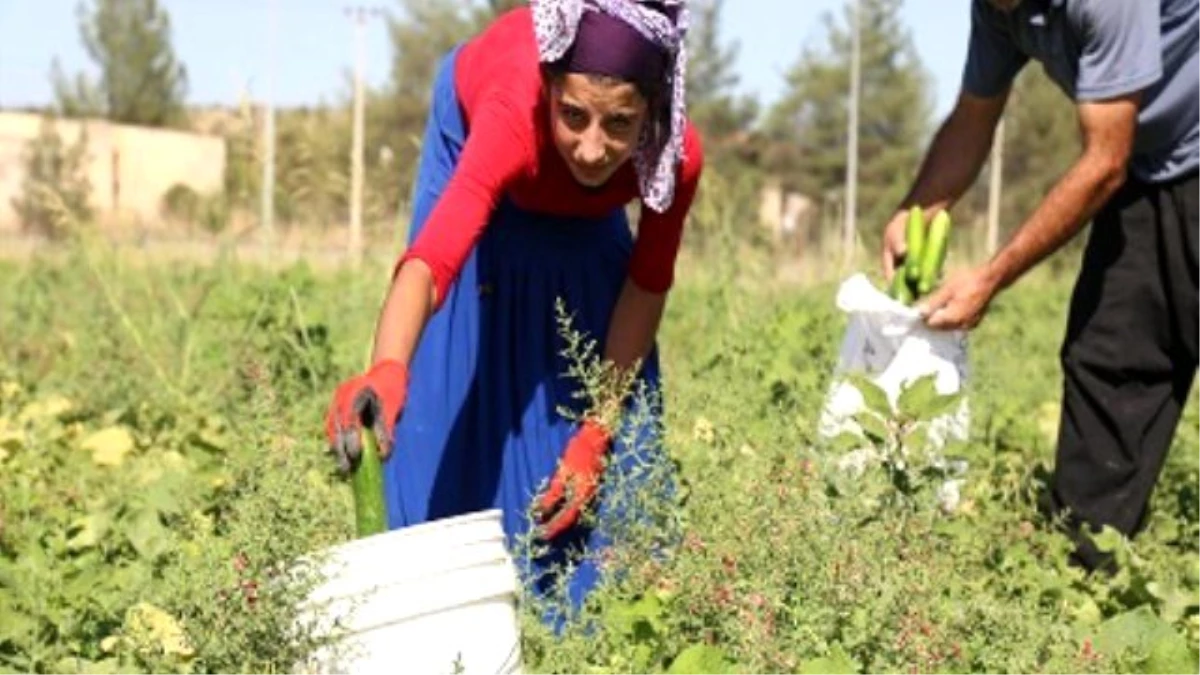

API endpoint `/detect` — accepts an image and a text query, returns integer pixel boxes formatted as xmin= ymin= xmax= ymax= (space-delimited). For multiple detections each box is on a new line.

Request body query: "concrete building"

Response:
xmin=0 ymin=111 xmax=226 ymax=233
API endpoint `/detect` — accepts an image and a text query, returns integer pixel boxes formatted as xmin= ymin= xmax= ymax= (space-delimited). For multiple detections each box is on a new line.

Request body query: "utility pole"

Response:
xmin=345 ymin=5 xmax=383 ymax=266
xmin=261 ymin=0 xmax=277 ymax=258
xmin=843 ymin=0 xmax=861 ymax=270
xmin=986 ymin=117 xmax=1006 ymax=256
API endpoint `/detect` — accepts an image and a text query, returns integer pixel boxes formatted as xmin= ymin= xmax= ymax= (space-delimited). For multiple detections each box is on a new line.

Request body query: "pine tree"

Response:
xmin=681 ymin=0 xmax=766 ymax=251
xmin=53 ymin=0 xmax=189 ymax=128
xmin=686 ymin=0 xmax=759 ymax=148
xmin=955 ymin=66 xmax=1080 ymax=266
xmin=274 ymin=107 xmax=353 ymax=228
xmin=763 ymin=0 xmax=934 ymax=248
xmin=1000 ymin=67 xmax=1079 ymax=236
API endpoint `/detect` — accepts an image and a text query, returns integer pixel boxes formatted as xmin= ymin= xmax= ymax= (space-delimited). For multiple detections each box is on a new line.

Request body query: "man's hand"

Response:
xmin=919 ymin=266 xmax=1002 ymax=331
xmin=881 ymin=210 xmax=910 ymax=282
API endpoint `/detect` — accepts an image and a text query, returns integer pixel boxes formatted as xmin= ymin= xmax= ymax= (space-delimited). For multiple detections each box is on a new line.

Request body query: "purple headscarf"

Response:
xmin=532 ymin=0 xmax=690 ymax=213
xmin=565 ymin=10 xmax=670 ymax=88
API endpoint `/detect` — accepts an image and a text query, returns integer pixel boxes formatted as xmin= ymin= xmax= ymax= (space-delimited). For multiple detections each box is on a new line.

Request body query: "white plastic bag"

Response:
xmin=818 ymin=274 xmax=971 ymax=509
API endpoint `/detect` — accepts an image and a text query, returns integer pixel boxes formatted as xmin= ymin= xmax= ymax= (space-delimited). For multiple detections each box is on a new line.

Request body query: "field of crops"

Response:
xmin=0 ymin=243 xmax=1196 ymax=674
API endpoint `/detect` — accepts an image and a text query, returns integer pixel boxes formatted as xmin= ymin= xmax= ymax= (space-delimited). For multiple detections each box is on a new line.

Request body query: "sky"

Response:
xmin=0 ymin=0 xmax=972 ymax=118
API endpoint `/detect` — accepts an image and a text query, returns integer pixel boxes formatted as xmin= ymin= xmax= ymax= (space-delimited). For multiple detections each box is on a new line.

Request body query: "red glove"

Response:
xmin=324 ymin=359 xmax=409 ymax=474
xmin=536 ymin=419 xmax=611 ymax=540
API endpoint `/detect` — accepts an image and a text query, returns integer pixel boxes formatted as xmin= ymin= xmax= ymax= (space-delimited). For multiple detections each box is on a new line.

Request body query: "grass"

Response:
xmin=0 ymin=240 xmax=1195 ymax=674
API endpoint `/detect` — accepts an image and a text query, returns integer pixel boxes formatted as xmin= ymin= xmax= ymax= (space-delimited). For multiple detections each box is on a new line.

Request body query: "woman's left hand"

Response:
xmin=535 ymin=419 xmax=611 ymax=540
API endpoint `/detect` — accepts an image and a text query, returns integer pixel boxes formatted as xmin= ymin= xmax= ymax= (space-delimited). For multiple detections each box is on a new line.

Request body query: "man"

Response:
xmin=881 ymin=0 xmax=1198 ymax=571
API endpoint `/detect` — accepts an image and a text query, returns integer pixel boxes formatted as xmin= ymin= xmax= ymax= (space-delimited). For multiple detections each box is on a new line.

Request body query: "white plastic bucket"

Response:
xmin=298 ymin=509 xmax=523 ymax=674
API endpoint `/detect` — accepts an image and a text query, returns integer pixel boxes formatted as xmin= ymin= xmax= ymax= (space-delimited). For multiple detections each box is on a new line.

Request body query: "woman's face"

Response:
xmin=548 ymin=73 xmax=650 ymax=188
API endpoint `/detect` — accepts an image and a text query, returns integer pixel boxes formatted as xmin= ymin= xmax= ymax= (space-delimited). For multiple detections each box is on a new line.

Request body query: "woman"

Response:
xmin=324 ymin=0 xmax=702 ymax=618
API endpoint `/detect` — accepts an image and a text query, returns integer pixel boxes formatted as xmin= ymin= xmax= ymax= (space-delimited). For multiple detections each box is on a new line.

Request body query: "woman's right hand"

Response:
xmin=324 ymin=359 xmax=409 ymax=474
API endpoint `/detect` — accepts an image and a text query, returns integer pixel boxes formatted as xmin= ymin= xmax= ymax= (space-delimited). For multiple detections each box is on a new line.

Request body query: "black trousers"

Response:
xmin=1051 ymin=170 xmax=1199 ymax=571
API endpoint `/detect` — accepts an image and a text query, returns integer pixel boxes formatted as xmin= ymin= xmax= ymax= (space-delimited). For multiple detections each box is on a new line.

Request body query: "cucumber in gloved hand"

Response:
xmin=352 ymin=428 xmax=387 ymax=537
xmin=326 ymin=351 xmax=404 ymax=538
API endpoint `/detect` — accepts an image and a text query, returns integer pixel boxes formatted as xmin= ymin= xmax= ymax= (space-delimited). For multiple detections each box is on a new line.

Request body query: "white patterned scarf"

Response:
xmin=531 ymin=0 xmax=690 ymax=213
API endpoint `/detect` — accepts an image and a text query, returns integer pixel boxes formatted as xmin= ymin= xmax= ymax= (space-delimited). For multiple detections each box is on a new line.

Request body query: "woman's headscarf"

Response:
xmin=531 ymin=0 xmax=690 ymax=213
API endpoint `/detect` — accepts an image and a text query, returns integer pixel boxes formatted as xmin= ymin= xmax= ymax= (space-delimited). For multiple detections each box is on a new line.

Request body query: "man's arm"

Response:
xmin=979 ymin=0 xmax=1160 ymax=287
xmin=883 ymin=0 xmax=1028 ymax=279
xmin=921 ymin=92 xmax=1140 ymax=330
xmin=983 ymin=93 xmax=1139 ymax=291
xmin=882 ymin=91 xmax=1008 ymax=279
xmin=906 ymin=91 xmax=1009 ymax=210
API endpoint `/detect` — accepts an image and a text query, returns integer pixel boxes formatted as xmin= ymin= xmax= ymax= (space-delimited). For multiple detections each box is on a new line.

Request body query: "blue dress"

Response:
xmin=383 ymin=44 xmax=665 ymax=625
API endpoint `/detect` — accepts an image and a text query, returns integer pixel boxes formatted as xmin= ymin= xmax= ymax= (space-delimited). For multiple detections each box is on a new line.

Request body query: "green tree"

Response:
xmin=223 ymin=123 xmax=259 ymax=213
xmin=53 ymin=0 xmax=189 ymax=127
xmin=763 ymin=0 xmax=934 ymax=249
xmin=999 ymin=67 xmax=1080 ymax=244
xmin=682 ymin=0 xmax=767 ymax=253
xmin=366 ymin=0 xmax=487 ymax=222
xmin=686 ymin=0 xmax=759 ymax=149
xmin=274 ymin=106 xmax=353 ymax=228
xmin=954 ymin=66 xmax=1080 ymax=267
xmin=12 ymin=117 xmax=94 ymax=240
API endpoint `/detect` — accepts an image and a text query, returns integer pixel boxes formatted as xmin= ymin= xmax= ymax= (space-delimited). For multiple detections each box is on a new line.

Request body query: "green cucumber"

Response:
xmin=352 ymin=428 xmax=387 ymax=537
xmin=918 ymin=210 xmax=952 ymax=295
xmin=351 ymin=346 xmax=387 ymax=538
xmin=903 ymin=206 xmax=926 ymax=284
xmin=890 ymin=270 xmax=914 ymax=305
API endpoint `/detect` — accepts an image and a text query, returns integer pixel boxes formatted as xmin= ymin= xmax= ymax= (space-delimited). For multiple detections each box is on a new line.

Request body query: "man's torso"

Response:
xmin=974 ymin=0 xmax=1199 ymax=182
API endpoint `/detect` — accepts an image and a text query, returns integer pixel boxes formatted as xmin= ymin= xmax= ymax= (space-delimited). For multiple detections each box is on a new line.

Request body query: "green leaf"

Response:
xmin=848 ymin=375 xmax=892 ymax=417
xmin=827 ymin=431 xmax=867 ymax=454
xmin=67 ymin=513 xmax=111 ymax=552
xmin=125 ymin=509 xmax=168 ymax=560
xmin=855 ymin=412 xmax=890 ymax=445
xmin=0 ymin=559 xmax=24 ymax=590
xmin=1184 ymin=556 xmax=1200 ymax=588
xmin=1093 ymin=606 xmax=1197 ymax=673
xmin=1069 ymin=597 xmax=1103 ymax=626
xmin=605 ymin=595 xmax=664 ymax=642
xmin=64 ymin=565 xmax=108 ymax=600
xmin=54 ymin=656 xmax=132 ymax=675
xmin=1145 ymin=581 xmax=1197 ymax=627
xmin=1092 ymin=525 xmax=1126 ymax=554
xmin=141 ymin=462 xmax=191 ymax=517
xmin=800 ymin=644 xmax=859 ymax=674
xmin=631 ymin=644 xmax=657 ymax=671
xmin=896 ymin=374 xmax=960 ymax=420
xmin=0 ymin=605 xmax=39 ymax=646
xmin=904 ymin=426 xmax=932 ymax=453
xmin=82 ymin=426 xmax=136 ymax=467
xmin=667 ymin=644 xmax=733 ymax=675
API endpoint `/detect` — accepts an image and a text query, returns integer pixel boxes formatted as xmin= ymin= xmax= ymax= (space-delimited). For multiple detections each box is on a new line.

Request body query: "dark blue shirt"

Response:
xmin=963 ymin=0 xmax=1199 ymax=182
